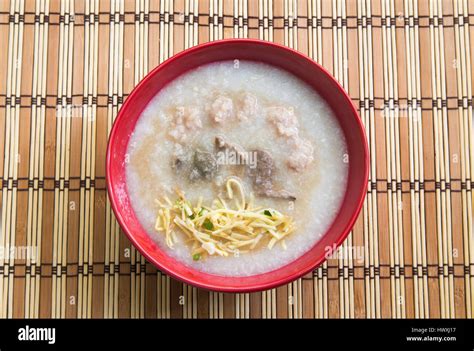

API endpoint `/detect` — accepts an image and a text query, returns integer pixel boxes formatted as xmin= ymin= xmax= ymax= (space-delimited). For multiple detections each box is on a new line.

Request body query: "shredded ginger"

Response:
xmin=154 ymin=178 xmax=296 ymax=260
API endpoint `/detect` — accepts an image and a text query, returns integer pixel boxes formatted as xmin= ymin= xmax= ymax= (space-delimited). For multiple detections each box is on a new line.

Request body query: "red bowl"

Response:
xmin=106 ymin=39 xmax=369 ymax=292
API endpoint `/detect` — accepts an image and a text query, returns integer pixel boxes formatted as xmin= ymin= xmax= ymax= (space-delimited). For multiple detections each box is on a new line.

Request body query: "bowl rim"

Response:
xmin=106 ymin=38 xmax=369 ymax=292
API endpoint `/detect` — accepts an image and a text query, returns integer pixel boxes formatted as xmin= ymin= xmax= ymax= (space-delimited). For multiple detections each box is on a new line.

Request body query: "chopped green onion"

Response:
xmin=192 ymin=253 xmax=201 ymax=261
xmin=264 ymin=210 xmax=272 ymax=217
xmin=203 ymin=218 xmax=214 ymax=230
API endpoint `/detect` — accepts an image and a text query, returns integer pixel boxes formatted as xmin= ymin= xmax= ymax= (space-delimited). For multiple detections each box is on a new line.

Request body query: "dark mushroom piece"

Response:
xmin=172 ymin=148 xmax=219 ymax=182
xmin=190 ymin=150 xmax=218 ymax=181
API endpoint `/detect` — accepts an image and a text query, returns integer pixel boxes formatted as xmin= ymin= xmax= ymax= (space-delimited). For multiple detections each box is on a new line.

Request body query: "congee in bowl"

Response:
xmin=125 ymin=60 xmax=349 ymax=276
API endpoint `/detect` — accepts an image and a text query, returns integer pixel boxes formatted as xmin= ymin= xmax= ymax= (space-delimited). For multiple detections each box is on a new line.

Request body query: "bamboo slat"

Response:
xmin=0 ymin=0 xmax=472 ymax=319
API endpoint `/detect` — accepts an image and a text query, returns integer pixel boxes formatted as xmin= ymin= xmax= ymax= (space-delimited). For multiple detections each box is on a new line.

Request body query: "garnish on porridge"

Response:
xmin=154 ymin=178 xmax=296 ymax=260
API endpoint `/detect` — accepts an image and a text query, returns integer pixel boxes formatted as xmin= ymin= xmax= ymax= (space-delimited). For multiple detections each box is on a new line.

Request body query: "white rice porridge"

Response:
xmin=126 ymin=60 xmax=348 ymax=276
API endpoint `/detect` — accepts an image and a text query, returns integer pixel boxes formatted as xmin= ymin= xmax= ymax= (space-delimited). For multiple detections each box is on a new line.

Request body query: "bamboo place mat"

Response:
xmin=0 ymin=0 xmax=473 ymax=319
